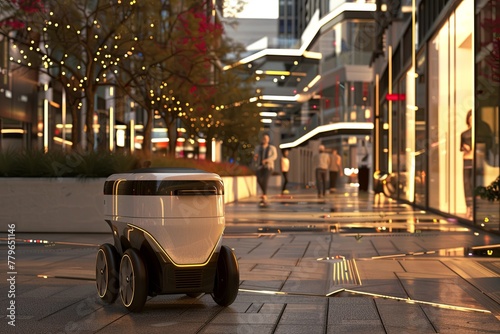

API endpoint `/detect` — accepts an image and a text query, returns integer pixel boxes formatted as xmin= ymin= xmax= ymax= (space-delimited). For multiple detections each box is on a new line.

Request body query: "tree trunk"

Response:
xmin=85 ymin=87 xmax=96 ymax=152
xmin=167 ymin=116 xmax=178 ymax=156
xmin=70 ymin=100 xmax=81 ymax=152
xmin=205 ymin=133 xmax=213 ymax=161
xmin=142 ymin=108 xmax=153 ymax=163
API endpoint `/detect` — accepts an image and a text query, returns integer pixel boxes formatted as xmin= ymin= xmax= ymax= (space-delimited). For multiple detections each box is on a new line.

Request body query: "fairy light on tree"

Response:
xmin=111 ymin=0 xmax=232 ymax=159
xmin=2 ymin=0 xmax=260 ymax=162
xmin=1 ymin=0 xmax=149 ymax=150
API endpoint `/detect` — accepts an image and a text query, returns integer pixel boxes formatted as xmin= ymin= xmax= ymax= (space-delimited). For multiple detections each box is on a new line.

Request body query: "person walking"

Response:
xmin=281 ymin=149 xmax=290 ymax=195
xmin=253 ymin=133 xmax=277 ymax=205
xmin=329 ymin=149 xmax=343 ymax=192
xmin=460 ymin=111 xmax=473 ymax=219
xmin=314 ymin=145 xmax=330 ymax=198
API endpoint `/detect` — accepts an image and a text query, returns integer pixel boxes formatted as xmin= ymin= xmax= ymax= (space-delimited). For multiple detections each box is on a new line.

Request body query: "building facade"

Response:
xmin=372 ymin=0 xmax=499 ymax=230
xmin=0 ymin=35 xmax=38 ymax=151
xmin=231 ymin=1 xmax=378 ymax=191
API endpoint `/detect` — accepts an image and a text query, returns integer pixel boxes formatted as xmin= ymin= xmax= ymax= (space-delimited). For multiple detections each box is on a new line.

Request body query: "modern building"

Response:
xmin=226 ymin=1 xmax=377 ymax=190
xmin=371 ymin=0 xmax=499 ymax=230
xmin=0 ymin=36 xmax=38 ymax=151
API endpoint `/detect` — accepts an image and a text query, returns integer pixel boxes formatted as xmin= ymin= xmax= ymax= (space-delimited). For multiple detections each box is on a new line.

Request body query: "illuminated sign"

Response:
xmin=386 ymin=93 xmax=406 ymax=101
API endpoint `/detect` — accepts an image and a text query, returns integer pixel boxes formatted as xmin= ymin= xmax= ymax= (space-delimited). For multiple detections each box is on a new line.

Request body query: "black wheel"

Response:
xmin=212 ymin=245 xmax=239 ymax=306
xmin=95 ymin=243 xmax=119 ymax=303
xmin=119 ymin=248 xmax=148 ymax=312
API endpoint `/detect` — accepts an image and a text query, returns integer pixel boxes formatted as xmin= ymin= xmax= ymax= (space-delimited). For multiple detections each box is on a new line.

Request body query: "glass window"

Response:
xmin=414 ymin=50 xmax=427 ymax=206
xmin=317 ymin=20 xmax=375 ymax=67
xmin=398 ymin=77 xmax=409 ymax=201
xmin=455 ymin=1 xmax=474 ymax=219
xmin=0 ymin=119 xmax=27 ymax=151
xmin=380 ymin=103 xmax=389 ymax=174
xmin=391 ymin=83 xmax=399 ymax=188
xmin=320 ymin=80 xmax=372 ymax=124
xmin=428 ymin=0 xmax=474 ymax=218
xmin=279 ymin=19 xmax=285 ymax=34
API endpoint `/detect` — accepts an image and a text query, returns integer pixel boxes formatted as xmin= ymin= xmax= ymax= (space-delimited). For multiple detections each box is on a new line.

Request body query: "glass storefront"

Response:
xmin=414 ymin=50 xmax=427 ymax=207
xmin=374 ymin=0 xmax=499 ymax=230
xmin=391 ymin=79 xmax=403 ymax=199
xmin=427 ymin=0 xmax=474 ymax=218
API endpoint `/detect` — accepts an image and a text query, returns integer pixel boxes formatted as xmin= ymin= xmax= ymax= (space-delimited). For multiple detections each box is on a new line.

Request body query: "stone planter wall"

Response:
xmin=221 ymin=175 xmax=256 ymax=204
xmin=0 ymin=176 xmax=256 ymax=233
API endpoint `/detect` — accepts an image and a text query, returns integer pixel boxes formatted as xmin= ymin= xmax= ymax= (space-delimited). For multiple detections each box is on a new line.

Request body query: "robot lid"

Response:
xmin=104 ymin=168 xmax=224 ymax=196
xmin=106 ymin=167 xmax=223 ymax=182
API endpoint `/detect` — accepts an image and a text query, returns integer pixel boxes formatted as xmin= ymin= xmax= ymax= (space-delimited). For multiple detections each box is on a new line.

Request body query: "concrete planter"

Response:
xmin=0 ymin=176 xmax=256 ymax=233
xmin=221 ymin=175 xmax=256 ymax=204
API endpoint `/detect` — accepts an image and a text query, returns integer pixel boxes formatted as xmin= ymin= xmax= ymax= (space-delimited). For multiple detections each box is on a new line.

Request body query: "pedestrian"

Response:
xmin=460 ymin=110 xmax=473 ymax=219
xmin=253 ymin=133 xmax=277 ymax=205
xmin=373 ymin=170 xmax=388 ymax=206
xmin=313 ymin=145 xmax=330 ymax=198
xmin=329 ymin=149 xmax=343 ymax=192
xmin=281 ymin=149 xmax=290 ymax=195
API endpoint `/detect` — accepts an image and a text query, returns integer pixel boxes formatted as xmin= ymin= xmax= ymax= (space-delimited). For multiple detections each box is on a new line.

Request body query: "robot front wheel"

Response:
xmin=211 ymin=245 xmax=240 ymax=306
xmin=119 ymin=248 xmax=148 ymax=312
xmin=96 ymin=245 xmax=148 ymax=312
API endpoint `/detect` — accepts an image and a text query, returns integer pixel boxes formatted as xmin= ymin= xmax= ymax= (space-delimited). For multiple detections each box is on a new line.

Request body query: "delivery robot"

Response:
xmin=95 ymin=168 xmax=239 ymax=312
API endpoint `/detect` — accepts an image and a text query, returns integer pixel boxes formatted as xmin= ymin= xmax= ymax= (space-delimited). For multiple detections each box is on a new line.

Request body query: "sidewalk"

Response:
xmin=224 ymin=185 xmax=500 ymax=332
xmin=1 ymin=184 xmax=500 ymax=333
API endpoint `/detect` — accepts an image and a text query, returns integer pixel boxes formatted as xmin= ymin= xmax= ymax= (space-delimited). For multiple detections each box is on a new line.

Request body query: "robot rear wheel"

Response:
xmin=95 ymin=243 xmax=119 ymax=304
xmin=211 ymin=245 xmax=239 ymax=306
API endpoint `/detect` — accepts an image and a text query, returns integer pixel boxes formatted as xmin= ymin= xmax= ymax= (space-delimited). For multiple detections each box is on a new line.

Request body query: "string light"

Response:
xmin=5 ymin=1 xmax=255 ymax=152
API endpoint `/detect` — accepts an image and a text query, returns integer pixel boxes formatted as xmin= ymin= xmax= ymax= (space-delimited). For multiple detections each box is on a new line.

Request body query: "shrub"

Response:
xmin=475 ymin=176 xmax=500 ymax=202
xmin=150 ymin=155 xmax=253 ymax=176
xmin=0 ymin=149 xmax=21 ymax=177
xmin=0 ymin=150 xmax=253 ymax=177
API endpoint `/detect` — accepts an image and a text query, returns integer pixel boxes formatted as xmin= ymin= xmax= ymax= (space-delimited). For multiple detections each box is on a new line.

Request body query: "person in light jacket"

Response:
xmin=313 ymin=145 xmax=330 ymax=198
xmin=253 ymin=134 xmax=277 ymax=204
xmin=281 ymin=149 xmax=290 ymax=195
xmin=329 ymin=149 xmax=343 ymax=192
